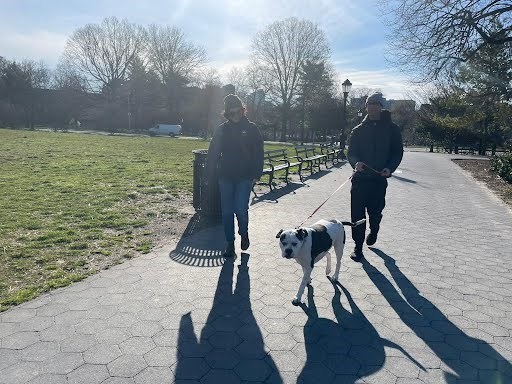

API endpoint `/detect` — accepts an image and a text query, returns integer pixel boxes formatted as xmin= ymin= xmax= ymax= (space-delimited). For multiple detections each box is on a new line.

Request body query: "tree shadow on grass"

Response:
xmin=363 ymin=247 xmax=512 ymax=383
xmin=174 ymin=253 xmax=283 ymax=383
xmin=297 ymin=280 xmax=424 ymax=383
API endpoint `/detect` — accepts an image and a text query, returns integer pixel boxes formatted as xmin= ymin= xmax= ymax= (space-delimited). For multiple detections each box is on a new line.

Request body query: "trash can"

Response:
xmin=192 ymin=149 xmax=222 ymax=216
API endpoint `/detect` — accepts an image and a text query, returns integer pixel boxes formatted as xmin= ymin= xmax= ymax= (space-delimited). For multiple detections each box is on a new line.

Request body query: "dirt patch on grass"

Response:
xmin=453 ymin=158 xmax=512 ymax=209
xmin=119 ymin=191 xmax=198 ymax=252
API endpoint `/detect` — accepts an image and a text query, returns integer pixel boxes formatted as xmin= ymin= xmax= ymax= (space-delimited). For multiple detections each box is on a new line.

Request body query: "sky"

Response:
xmin=0 ymin=0 xmax=422 ymax=100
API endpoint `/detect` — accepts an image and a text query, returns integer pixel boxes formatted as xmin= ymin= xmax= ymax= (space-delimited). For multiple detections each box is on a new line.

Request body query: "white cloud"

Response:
xmin=336 ymin=69 xmax=424 ymax=101
xmin=0 ymin=29 xmax=67 ymax=66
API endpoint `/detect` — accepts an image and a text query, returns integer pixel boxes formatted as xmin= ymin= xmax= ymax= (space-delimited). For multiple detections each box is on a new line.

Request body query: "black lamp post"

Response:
xmin=340 ymin=79 xmax=352 ymax=150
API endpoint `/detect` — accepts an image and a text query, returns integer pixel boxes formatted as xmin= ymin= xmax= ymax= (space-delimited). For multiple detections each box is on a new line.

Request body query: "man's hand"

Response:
xmin=380 ymin=168 xmax=391 ymax=177
xmin=355 ymin=162 xmax=365 ymax=172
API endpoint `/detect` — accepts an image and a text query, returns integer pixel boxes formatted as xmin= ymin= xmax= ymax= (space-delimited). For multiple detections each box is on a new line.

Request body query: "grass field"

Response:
xmin=0 ymin=128 xmax=292 ymax=311
xmin=0 ymin=129 xmax=214 ymax=311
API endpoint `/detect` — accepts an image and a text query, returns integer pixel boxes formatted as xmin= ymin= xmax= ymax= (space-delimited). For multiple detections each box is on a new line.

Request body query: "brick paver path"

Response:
xmin=1 ymin=152 xmax=511 ymax=383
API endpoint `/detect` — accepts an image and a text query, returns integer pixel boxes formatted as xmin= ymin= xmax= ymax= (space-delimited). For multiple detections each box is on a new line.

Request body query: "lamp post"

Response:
xmin=340 ymin=79 xmax=352 ymax=151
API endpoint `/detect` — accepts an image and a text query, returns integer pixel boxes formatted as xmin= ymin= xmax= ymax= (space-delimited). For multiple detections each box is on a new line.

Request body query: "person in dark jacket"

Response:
xmin=207 ymin=94 xmax=264 ymax=257
xmin=347 ymin=92 xmax=403 ymax=261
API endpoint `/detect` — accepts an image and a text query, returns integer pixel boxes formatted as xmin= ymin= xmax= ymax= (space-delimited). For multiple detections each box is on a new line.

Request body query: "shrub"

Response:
xmin=491 ymin=154 xmax=512 ymax=183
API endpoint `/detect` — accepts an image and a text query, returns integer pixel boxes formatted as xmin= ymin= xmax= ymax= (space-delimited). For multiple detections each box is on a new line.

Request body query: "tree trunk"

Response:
xmin=280 ymin=106 xmax=288 ymax=142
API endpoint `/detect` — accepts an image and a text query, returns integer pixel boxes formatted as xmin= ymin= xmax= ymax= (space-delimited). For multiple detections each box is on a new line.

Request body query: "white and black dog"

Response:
xmin=276 ymin=218 xmax=365 ymax=306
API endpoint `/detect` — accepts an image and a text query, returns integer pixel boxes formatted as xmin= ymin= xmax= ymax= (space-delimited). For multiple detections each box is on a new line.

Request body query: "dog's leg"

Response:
xmin=325 ymin=251 xmax=332 ymax=276
xmin=292 ymin=266 xmax=313 ymax=306
xmin=331 ymin=242 xmax=344 ymax=282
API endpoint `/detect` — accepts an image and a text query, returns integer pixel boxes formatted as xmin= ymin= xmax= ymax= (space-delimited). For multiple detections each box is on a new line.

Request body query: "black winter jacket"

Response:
xmin=347 ymin=110 xmax=403 ymax=179
xmin=206 ymin=116 xmax=264 ymax=181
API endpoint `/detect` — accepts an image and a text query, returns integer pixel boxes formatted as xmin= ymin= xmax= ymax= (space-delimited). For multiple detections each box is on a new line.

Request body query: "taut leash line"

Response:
xmin=297 ymin=174 xmax=352 ymax=227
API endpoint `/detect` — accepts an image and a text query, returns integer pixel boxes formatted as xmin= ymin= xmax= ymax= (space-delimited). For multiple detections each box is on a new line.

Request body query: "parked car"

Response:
xmin=148 ymin=124 xmax=182 ymax=137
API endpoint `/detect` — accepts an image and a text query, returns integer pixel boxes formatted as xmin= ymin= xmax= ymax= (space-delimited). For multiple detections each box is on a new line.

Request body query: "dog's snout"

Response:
xmin=284 ymin=248 xmax=293 ymax=258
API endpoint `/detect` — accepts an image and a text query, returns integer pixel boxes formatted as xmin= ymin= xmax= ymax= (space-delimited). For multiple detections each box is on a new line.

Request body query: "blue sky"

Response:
xmin=0 ymin=0 xmax=418 ymax=100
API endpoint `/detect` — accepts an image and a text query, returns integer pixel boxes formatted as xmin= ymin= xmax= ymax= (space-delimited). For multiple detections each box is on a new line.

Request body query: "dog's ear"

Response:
xmin=296 ymin=228 xmax=308 ymax=240
xmin=276 ymin=229 xmax=283 ymax=238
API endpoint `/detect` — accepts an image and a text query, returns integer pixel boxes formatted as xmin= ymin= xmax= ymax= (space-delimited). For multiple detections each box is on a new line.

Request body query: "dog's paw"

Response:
xmin=291 ymin=298 xmax=301 ymax=306
xmin=325 ymin=267 xmax=332 ymax=275
xmin=331 ymin=275 xmax=339 ymax=283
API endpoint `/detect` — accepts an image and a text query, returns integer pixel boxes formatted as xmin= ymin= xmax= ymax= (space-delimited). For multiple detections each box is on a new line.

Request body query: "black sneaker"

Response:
xmin=366 ymin=232 xmax=378 ymax=246
xmin=223 ymin=241 xmax=236 ymax=258
xmin=350 ymin=247 xmax=364 ymax=262
xmin=241 ymin=233 xmax=250 ymax=251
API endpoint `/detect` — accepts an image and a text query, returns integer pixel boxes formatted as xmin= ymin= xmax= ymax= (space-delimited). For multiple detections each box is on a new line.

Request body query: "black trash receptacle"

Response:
xmin=192 ymin=149 xmax=222 ymax=216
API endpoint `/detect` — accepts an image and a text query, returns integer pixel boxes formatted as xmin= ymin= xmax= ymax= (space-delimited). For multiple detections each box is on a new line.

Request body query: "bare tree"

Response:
xmin=244 ymin=64 xmax=272 ymax=122
xmin=61 ymin=17 xmax=146 ymax=96
xmin=251 ymin=17 xmax=330 ymax=141
xmin=226 ymin=66 xmax=249 ymax=96
xmin=189 ymin=67 xmax=222 ymax=88
xmin=52 ymin=63 xmax=88 ymax=92
xmin=381 ymin=0 xmax=512 ymax=81
xmin=146 ymin=24 xmax=206 ymax=86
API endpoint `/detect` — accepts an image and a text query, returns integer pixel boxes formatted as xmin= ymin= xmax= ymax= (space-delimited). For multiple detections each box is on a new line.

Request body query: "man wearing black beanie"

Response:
xmin=347 ymin=92 xmax=403 ymax=261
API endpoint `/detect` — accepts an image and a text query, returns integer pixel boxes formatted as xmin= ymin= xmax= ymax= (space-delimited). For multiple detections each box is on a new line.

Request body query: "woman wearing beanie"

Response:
xmin=206 ymin=94 xmax=264 ymax=257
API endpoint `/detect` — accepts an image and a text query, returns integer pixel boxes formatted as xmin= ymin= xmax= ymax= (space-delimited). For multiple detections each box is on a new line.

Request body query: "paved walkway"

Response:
xmin=1 ymin=152 xmax=511 ymax=384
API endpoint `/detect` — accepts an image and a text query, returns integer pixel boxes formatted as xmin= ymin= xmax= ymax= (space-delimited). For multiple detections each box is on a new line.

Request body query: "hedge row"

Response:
xmin=491 ymin=154 xmax=512 ymax=183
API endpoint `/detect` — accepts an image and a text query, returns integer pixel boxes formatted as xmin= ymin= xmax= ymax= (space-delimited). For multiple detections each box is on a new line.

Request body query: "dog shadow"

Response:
xmin=168 ymin=213 xmax=225 ymax=267
xmin=297 ymin=280 xmax=424 ymax=383
xmin=174 ymin=253 xmax=283 ymax=382
xmin=364 ymin=247 xmax=512 ymax=383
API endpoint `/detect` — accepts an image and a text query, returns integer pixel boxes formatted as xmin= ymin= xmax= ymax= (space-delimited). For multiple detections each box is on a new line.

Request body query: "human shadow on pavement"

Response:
xmin=251 ymin=181 xmax=303 ymax=205
xmin=174 ymin=253 xmax=283 ymax=383
xmin=169 ymin=213 xmax=225 ymax=267
xmin=297 ymin=280 xmax=424 ymax=383
xmin=391 ymin=174 xmax=417 ymax=184
xmin=364 ymin=247 xmax=512 ymax=383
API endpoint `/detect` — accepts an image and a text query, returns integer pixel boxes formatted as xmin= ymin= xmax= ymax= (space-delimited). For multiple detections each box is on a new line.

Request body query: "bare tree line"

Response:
xmin=1 ymin=16 xmax=349 ymax=142
xmin=3 ymin=3 xmax=507 ymax=146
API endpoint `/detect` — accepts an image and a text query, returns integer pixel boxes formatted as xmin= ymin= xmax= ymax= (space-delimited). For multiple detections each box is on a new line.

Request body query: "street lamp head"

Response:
xmin=342 ymin=79 xmax=352 ymax=95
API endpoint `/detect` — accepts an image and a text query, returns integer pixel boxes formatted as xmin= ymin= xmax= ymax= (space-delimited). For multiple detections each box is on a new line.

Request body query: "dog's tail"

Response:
xmin=341 ymin=218 xmax=366 ymax=227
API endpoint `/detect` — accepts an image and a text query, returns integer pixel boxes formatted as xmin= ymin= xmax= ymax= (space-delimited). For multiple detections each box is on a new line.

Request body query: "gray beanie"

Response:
xmin=224 ymin=94 xmax=243 ymax=111
xmin=366 ymin=92 xmax=384 ymax=106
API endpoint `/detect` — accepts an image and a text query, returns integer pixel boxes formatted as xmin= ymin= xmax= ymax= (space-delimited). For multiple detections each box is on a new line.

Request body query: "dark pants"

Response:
xmin=351 ymin=176 xmax=388 ymax=248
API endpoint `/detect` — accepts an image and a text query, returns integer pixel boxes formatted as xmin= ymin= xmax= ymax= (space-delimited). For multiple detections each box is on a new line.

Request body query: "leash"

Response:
xmin=297 ymin=174 xmax=352 ymax=227
xmin=296 ymin=162 xmax=384 ymax=228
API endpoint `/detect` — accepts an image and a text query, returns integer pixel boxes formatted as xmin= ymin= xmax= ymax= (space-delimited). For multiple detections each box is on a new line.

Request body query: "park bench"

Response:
xmin=253 ymin=148 xmax=302 ymax=194
xmin=294 ymin=145 xmax=328 ymax=177
xmin=443 ymin=144 xmax=478 ymax=154
xmin=320 ymin=143 xmax=345 ymax=166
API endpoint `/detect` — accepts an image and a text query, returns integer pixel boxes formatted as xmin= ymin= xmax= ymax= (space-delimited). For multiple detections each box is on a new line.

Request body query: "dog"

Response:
xmin=276 ymin=218 xmax=365 ymax=305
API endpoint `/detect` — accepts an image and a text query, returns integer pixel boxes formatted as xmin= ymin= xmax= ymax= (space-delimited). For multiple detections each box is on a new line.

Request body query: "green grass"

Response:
xmin=0 ymin=128 xmax=289 ymax=311
xmin=0 ymin=129 xmax=213 ymax=310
